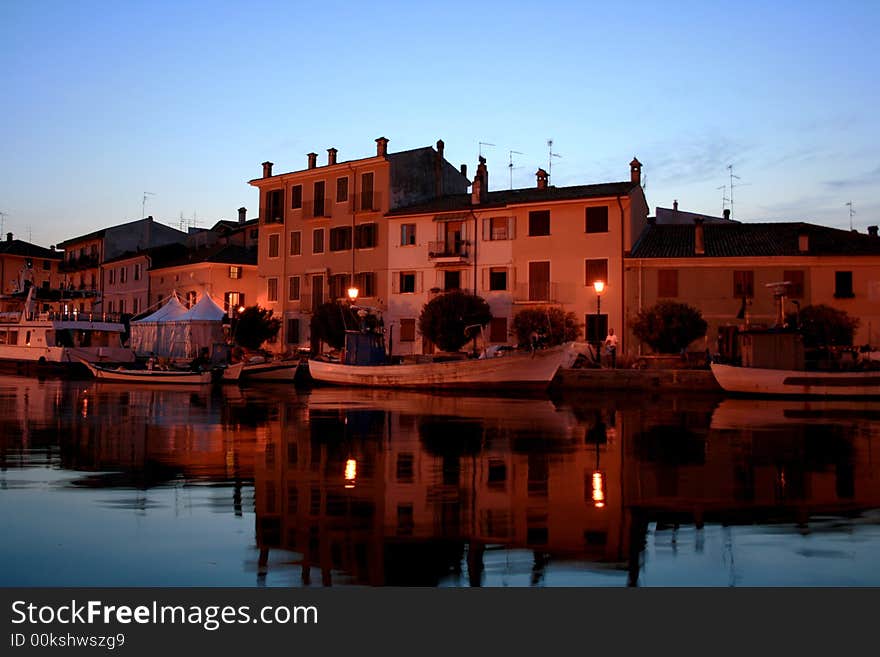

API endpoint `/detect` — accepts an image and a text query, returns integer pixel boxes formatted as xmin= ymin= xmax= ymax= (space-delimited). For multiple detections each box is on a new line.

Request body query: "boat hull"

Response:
xmin=710 ymin=363 xmax=880 ymax=397
xmin=81 ymin=361 xmax=213 ymax=385
xmin=307 ymin=344 xmax=576 ymax=389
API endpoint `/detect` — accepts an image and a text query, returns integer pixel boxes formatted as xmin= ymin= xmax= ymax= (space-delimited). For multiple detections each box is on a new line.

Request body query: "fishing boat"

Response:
xmin=0 ymin=287 xmax=135 ymax=376
xmin=223 ymin=355 xmax=301 ymax=382
xmin=79 ymin=359 xmax=214 ymax=384
xmin=308 ymin=330 xmax=577 ymax=390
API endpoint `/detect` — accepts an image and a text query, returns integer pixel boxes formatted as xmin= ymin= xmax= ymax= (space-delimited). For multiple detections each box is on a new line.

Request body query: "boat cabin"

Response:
xmin=343 ymin=331 xmax=387 ymax=366
xmin=740 ymin=330 xmax=805 ymax=370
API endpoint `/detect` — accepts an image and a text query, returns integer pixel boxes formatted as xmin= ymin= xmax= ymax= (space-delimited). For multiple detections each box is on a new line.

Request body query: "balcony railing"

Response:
xmin=303 ymin=198 xmax=332 ymax=220
xmin=353 ymin=192 xmax=382 ymax=213
xmin=59 ymin=254 xmax=100 ymax=272
xmin=428 ymin=240 xmax=469 ymax=259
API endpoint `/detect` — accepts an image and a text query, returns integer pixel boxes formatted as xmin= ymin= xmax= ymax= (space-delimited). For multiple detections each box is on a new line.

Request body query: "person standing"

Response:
xmin=604 ymin=328 xmax=619 ymax=368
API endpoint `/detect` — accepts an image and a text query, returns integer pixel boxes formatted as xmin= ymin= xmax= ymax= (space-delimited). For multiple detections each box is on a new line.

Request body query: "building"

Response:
xmin=0 ymin=232 xmax=64 ymax=298
xmin=249 ymin=137 xmax=470 ymax=353
xmin=384 ymin=158 xmax=649 ymax=355
xmin=57 ymin=217 xmax=188 ymax=314
xmin=626 ymin=218 xmax=880 ymax=356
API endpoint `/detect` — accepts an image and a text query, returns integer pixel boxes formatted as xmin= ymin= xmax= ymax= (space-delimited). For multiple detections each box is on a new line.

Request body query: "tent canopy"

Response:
xmin=179 ymin=293 xmax=225 ymax=321
xmin=129 ymin=293 xmax=226 ymax=358
xmin=130 ymin=293 xmax=188 ymax=324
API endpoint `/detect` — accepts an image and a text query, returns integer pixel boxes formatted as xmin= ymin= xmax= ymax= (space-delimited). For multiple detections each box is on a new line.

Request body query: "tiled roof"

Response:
xmin=387 ymin=181 xmax=638 ymax=216
xmin=630 ymin=222 xmax=880 ymax=258
xmin=151 ymin=243 xmax=257 ymax=269
xmin=0 ymin=240 xmax=62 ymax=259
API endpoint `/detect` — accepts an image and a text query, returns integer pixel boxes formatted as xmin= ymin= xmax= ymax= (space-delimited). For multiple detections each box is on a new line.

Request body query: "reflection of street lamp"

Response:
xmin=591 ymin=471 xmax=605 ymax=508
xmin=592 ymin=280 xmax=605 ymax=345
xmin=344 ymin=458 xmax=357 ymax=489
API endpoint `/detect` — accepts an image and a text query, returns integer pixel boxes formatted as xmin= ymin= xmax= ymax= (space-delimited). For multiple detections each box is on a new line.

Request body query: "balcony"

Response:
xmin=303 ymin=198 xmax=332 ymax=220
xmin=353 ymin=192 xmax=382 ymax=214
xmin=59 ymin=254 xmax=100 ymax=272
xmin=428 ymin=240 xmax=470 ymax=263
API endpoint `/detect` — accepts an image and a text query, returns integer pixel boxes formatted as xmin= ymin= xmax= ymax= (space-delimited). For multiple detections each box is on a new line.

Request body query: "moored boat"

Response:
xmin=710 ymin=362 xmax=880 ymax=397
xmin=80 ymin=360 xmax=213 ymax=384
xmin=223 ymin=356 xmax=300 ymax=382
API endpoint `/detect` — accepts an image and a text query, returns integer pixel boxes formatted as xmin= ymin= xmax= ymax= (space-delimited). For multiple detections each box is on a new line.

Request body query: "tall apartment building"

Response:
xmin=250 ymin=137 xmax=469 ymax=351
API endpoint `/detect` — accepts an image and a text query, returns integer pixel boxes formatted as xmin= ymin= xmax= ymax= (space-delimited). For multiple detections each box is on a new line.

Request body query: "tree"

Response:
xmin=786 ymin=304 xmax=859 ymax=348
xmin=418 ymin=291 xmax=492 ymax=352
xmin=234 ymin=305 xmax=281 ymax=350
xmin=512 ymin=307 xmax=581 ymax=347
xmin=630 ymin=301 xmax=707 ymax=353
xmin=310 ymin=302 xmax=363 ymax=350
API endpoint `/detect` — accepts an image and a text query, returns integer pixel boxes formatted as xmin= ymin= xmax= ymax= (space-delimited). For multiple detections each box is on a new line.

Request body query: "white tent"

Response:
xmin=129 ymin=293 xmax=226 ymax=358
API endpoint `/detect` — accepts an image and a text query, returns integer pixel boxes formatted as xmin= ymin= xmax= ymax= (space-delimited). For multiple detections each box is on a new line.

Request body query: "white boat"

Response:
xmin=80 ymin=360 xmax=213 ymax=384
xmin=0 ymin=288 xmax=134 ymax=375
xmin=710 ymin=362 xmax=880 ymax=397
xmin=308 ymin=340 xmax=578 ymax=389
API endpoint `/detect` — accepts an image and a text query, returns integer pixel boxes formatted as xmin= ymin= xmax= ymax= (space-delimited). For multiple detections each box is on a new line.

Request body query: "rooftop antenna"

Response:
xmin=178 ymin=212 xmax=186 ymax=232
xmin=0 ymin=211 xmax=7 ymax=236
xmin=142 ymin=191 xmax=156 ymax=219
xmin=547 ymin=139 xmax=561 ymax=184
xmin=717 ymin=184 xmax=730 ymax=212
xmin=846 ymin=201 xmax=856 ymax=231
xmin=727 ymin=165 xmax=740 ymax=218
xmin=478 ymin=141 xmax=496 ymax=158
xmin=508 ymin=150 xmax=524 ymax=190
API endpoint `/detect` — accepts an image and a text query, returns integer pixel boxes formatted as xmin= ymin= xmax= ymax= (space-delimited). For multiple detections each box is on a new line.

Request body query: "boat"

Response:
xmin=308 ymin=329 xmax=578 ymax=390
xmin=79 ymin=359 xmax=213 ymax=384
xmin=223 ymin=355 xmax=300 ymax=382
xmin=0 ymin=287 xmax=135 ymax=376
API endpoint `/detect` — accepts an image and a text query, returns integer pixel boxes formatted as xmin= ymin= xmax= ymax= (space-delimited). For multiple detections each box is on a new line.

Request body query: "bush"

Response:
xmin=418 ymin=291 xmax=492 ymax=352
xmin=234 ymin=306 xmax=281 ymax=350
xmin=310 ymin=302 xmax=379 ymax=350
xmin=786 ymin=304 xmax=859 ymax=348
xmin=512 ymin=307 xmax=581 ymax=347
xmin=630 ymin=301 xmax=707 ymax=354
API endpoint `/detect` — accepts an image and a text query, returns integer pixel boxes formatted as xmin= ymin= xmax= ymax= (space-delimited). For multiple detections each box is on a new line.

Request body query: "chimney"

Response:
xmin=6 ymin=233 xmax=12 ymax=242
xmin=460 ymin=164 xmax=467 ymax=178
xmin=798 ymin=229 xmax=809 ymax=253
xmin=630 ymin=157 xmax=642 ymax=185
xmin=471 ymin=176 xmax=483 ymax=205
xmin=238 ymin=207 xmax=247 ymax=224
xmin=673 ymin=199 xmax=678 ymax=211
xmin=262 ymin=161 xmax=273 ymax=178
xmin=536 ymin=168 xmax=549 ymax=190
xmin=869 ymin=225 xmax=878 ymax=237
xmin=694 ymin=217 xmax=705 ymax=255
xmin=434 ymin=139 xmax=445 ymax=197
xmin=376 ymin=136 xmax=389 ymax=157
xmin=327 ymin=148 xmax=337 ymax=166
xmin=473 ymin=156 xmax=488 ymax=204
xmin=723 ymin=209 xmax=731 ymax=221
xmin=307 ymin=152 xmax=318 ymax=169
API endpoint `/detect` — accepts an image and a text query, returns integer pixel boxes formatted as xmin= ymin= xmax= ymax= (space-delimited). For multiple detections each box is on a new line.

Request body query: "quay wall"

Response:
xmin=553 ymin=368 xmax=722 ymax=393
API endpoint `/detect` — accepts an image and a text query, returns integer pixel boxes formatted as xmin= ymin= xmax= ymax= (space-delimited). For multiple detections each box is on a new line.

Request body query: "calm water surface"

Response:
xmin=2 ymin=375 xmax=880 ymax=586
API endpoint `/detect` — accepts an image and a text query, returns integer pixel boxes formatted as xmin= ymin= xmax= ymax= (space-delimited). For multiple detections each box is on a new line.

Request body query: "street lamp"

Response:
xmin=347 ymin=286 xmax=359 ymax=304
xmin=592 ymin=280 xmax=605 ymax=346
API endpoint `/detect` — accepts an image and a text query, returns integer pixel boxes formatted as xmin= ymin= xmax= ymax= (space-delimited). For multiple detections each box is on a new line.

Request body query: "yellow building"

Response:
xmin=626 ymin=219 xmax=880 ymax=355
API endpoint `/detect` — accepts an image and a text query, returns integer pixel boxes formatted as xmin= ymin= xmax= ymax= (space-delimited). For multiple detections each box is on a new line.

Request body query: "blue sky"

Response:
xmin=1 ymin=1 xmax=878 ymax=246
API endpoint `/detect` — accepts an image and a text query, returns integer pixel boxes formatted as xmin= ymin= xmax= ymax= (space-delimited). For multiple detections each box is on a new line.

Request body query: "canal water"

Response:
xmin=2 ymin=374 xmax=879 ymax=587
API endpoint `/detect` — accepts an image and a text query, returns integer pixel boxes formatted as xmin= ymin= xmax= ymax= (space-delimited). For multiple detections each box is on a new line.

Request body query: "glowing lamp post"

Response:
xmin=347 ymin=286 xmax=359 ymax=304
xmin=592 ymin=280 xmax=605 ymax=346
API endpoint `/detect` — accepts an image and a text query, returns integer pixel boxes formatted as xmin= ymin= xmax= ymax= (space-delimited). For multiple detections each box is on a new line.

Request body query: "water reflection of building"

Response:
xmin=255 ymin=391 xmax=880 ymax=586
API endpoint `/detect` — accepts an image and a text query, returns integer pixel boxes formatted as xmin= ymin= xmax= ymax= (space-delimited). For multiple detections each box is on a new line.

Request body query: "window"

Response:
xmin=329 ymin=274 xmax=349 ymax=300
xmin=401 ymin=224 xmax=416 ymax=245
xmin=528 ymin=210 xmax=550 ymax=236
xmin=268 ymin=233 xmax=280 ymax=258
xmin=313 ymin=181 xmax=326 ymax=217
xmin=585 ymin=259 xmax=608 ymax=287
xmin=835 ymin=271 xmax=854 ymax=298
xmin=107 ymin=301 xmax=114 ymax=314
xmin=360 ymin=172 xmax=374 ymax=211
xmin=400 ymin=272 xmax=416 ymax=294
xmin=133 ymin=263 xmax=141 ymax=281
xmin=286 ymin=318 xmax=300 ymax=344
xmin=108 ymin=269 xmax=115 ymax=285
xmin=250 ymin=229 xmax=258 ymax=240
xmin=185 ymin=291 xmax=197 ymax=308
xmin=444 ymin=270 xmax=461 ymax=291
xmin=489 ymin=267 xmax=507 ymax=291
xmin=267 ymin=277 xmax=278 ymax=302
xmin=657 ymin=269 xmax=678 ymax=297
xmin=355 ymin=223 xmax=378 ymax=249
xmin=223 ymin=292 xmax=244 ymax=315
xmin=528 ymin=261 xmax=550 ymax=301
xmin=288 ymin=276 xmax=301 ymax=301
xmin=733 ymin=270 xmax=754 ymax=298
xmin=329 ymin=226 xmax=352 ymax=251
xmin=120 ymin=267 xmax=127 ymax=284
xmin=484 ymin=216 xmax=511 ymax=241
xmin=400 ymin=318 xmax=416 ymax=342
xmin=490 ymin=317 xmax=508 ymax=343
xmin=336 ymin=177 xmax=348 ymax=202
xmin=229 ymin=265 xmax=242 ymax=279
xmin=355 ymin=272 xmax=376 ymax=297
xmin=132 ymin=298 xmax=140 ymax=314
xmin=783 ymin=270 xmax=804 ymax=299
xmin=313 ymin=229 xmax=325 ymax=254
xmin=290 ymin=231 xmax=301 ymax=256
xmin=290 ymin=185 xmax=302 ymax=209
xmin=585 ymin=206 xmax=609 ymax=233
xmin=396 ymin=454 xmax=415 ymax=483
xmin=266 ymin=189 xmax=284 ymax=223
xmin=43 ymin=260 xmax=52 ymax=271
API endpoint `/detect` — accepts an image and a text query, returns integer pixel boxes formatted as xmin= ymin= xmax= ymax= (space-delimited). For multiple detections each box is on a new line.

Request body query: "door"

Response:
xmin=445 ymin=221 xmax=464 ymax=255
xmin=528 ymin=261 xmax=550 ymax=301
